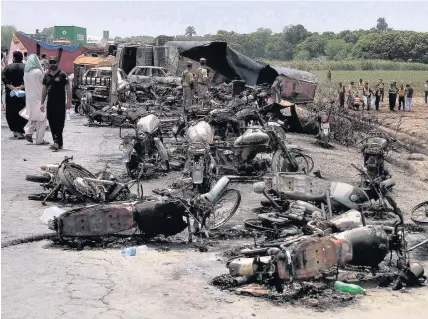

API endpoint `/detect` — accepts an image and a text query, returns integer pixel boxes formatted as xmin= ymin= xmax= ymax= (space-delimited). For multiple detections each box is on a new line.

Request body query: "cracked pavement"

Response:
xmin=2 ymin=112 xmax=428 ymax=319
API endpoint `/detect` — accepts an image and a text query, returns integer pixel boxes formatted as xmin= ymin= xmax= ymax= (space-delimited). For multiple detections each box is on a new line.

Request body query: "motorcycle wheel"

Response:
xmin=58 ymin=164 xmax=104 ymax=202
xmin=244 ymin=218 xmax=274 ymax=232
xmin=25 ymin=173 xmax=51 ymax=183
xmin=289 ymin=150 xmax=314 ymax=174
xmin=272 ymin=126 xmax=287 ymax=142
xmin=321 ymin=134 xmax=330 ymax=146
xmin=205 ymin=189 xmax=241 ymax=230
xmin=410 ymin=200 xmax=428 ymax=225
xmin=78 ymin=104 xmax=86 ymax=116
xmin=271 ymin=150 xmax=300 ymax=173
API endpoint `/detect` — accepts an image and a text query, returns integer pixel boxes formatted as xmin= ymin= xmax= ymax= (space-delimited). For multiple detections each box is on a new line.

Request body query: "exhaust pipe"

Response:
xmin=154 ymin=137 xmax=169 ymax=161
xmin=201 ymin=177 xmax=230 ymax=204
xmin=380 ymin=178 xmax=395 ymax=191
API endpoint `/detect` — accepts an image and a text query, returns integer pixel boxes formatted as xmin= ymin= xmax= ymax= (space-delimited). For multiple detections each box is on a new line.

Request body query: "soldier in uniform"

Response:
xmin=272 ymin=75 xmax=283 ymax=103
xmin=181 ymin=61 xmax=194 ymax=111
xmin=195 ymin=57 xmax=209 ymax=104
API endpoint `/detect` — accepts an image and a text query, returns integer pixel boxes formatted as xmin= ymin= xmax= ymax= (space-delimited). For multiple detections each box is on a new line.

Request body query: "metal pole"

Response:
xmin=110 ymin=62 xmax=118 ymax=106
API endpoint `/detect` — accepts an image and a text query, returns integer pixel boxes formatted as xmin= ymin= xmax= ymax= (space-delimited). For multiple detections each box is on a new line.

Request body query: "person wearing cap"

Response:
xmin=181 ymin=61 xmax=194 ymax=111
xmin=1 ymin=51 xmax=27 ymax=138
xmin=40 ymin=56 xmax=72 ymax=151
xmin=195 ymin=58 xmax=209 ymax=103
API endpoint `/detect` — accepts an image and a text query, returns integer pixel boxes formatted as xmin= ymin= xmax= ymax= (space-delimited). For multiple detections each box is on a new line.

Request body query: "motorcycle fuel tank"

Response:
xmin=334 ymin=226 xmax=389 ymax=267
xmin=329 ymin=182 xmax=370 ymax=211
xmin=186 ymin=121 xmax=214 ymax=144
xmin=233 ymin=129 xmax=270 ymax=147
xmin=137 ymin=114 xmax=160 ymax=135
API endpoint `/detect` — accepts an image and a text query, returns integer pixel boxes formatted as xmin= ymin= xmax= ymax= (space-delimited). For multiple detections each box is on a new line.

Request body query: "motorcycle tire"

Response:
xmin=205 ymin=189 xmax=241 ymax=230
xmin=25 ymin=173 xmax=51 ymax=183
xmin=244 ymin=218 xmax=275 ymax=232
xmin=289 ymin=150 xmax=314 ymax=174
xmin=78 ymin=104 xmax=86 ymax=116
xmin=271 ymin=150 xmax=294 ymax=174
xmin=410 ymin=200 xmax=428 ymax=225
xmin=57 ymin=163 xmax=103 ymax=202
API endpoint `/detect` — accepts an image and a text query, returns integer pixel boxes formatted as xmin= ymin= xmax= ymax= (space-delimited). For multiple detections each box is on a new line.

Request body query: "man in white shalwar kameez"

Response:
xmin=22 ymin=54 xmax=48 ymax=145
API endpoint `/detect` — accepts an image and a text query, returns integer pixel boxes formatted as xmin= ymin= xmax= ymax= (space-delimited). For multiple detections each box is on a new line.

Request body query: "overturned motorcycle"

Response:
xmin=43 ymin=177 xmax=241 ymax=242
xmin=25 ymin=156 xmax=150 ymax=205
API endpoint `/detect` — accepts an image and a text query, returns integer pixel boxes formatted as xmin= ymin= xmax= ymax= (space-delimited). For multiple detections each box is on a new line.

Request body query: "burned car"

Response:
xmin=78 ymin=67 xmax=130 ymax=105
xmin=128 ymin=66 xmax=181 ymax=87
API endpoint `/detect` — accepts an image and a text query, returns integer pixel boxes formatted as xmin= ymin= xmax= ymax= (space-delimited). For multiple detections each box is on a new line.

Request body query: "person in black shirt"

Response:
xmin=1 ymin=51 xmax=27 ymax=138
xmin=41 ymin=56 xmax=72 ymax=151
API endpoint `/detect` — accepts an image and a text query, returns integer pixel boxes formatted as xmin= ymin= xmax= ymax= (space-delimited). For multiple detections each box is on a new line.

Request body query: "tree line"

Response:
xmin=3 ymin=18 xmax=428 ymax=64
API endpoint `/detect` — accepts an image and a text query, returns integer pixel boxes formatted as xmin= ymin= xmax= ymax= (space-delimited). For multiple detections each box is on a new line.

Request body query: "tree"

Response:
xmin=294 ymin=50 xmax=311 ymax=60
xmin=1 ymin=25 xmax=17 ymax=51
xmin=376 ymin=17 xmax=388 ymax=32
xmin=324 ymin=39 xmax=347 ymax=60
xmin=40 ymin=27 xmax=55 ymax=43
xmin=185 ymin=26 xmax=196 ymax=38
xmin=282 ymin=24 xmax=309 ymax=45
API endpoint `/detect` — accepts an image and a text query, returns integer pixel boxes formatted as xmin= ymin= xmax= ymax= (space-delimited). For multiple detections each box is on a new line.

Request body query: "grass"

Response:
xmin=313 ymin=70 xmax=428 ymax=97
xmin=263 ymin=59 xmax=428 ymax=71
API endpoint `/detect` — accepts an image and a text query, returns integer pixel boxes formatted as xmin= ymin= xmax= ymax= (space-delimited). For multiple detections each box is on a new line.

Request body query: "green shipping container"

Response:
xmin=54 ymin=26 xmax=87 ymax=45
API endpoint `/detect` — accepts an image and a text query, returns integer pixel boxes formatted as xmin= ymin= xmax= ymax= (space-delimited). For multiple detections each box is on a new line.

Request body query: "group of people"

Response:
xmin=1 ymin=51 xmax=72 ymax=151
xmin=339 ymin=79 xmax=416 ymax=112
xmin=181 ymin=57 xmax=210 ymax=110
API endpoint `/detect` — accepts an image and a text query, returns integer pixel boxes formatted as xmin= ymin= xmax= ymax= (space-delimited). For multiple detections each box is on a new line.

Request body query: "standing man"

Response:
xmin=374 ymin=84 xmax=381 ymax=111
xmin=272 ymin=75 xmax=283 ymax=103
xmin=1 ymin=51 xmax=27 ymax=138
xmin=378 ymin=79 xmax=384 ymax=102
xmin=327 ymin=70 xmax=331 ymax=82
xmin=338 ymin=82 xmax=345 ymax=108
xmin=181 ymin=61 xmax=194 ymax=111
xmin=405 ymin=84 xmax=414 ymax=112
xmin=41 ymin=56 xmax=72 ymax=151
xmin=23 ymin=52 xmax=28 ymax=64
xmin=195 ymin=58 xmax=209 ymax=104
xmin=363 ymin=81 xmax=372 ymax=111
xmin=424 ymin=80 xmax=428 ymax=105
xmin=388 ymin=82 xmax=397 ymax=112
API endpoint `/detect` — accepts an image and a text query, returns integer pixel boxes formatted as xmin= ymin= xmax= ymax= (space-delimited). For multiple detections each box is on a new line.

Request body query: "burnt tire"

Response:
xmin=205 ymin=189 xmax=241 ymax=230
xmin=411 ymin=200 xmax=428 ymax=225
xmin=25 ymin=173 xmax=51 ymax=183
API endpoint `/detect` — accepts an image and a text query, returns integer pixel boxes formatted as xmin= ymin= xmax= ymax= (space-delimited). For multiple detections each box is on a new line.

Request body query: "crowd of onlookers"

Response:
xmin=338 ymin=78 xmax=428 ymax=112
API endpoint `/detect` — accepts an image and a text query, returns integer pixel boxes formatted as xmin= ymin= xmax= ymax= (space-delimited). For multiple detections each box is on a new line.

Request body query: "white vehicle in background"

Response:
xmin=81 ymin=67 xmax=130 ymax=100
xmin=128 ymin=66 xmax=181 ymax=86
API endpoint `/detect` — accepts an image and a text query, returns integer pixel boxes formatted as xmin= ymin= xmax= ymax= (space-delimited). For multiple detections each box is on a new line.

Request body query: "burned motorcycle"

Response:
xmin=316 ymin=110 xmax=331 ymax=146
xmin=253 ymin=172 xmax=402 ymax=226
xmin=226 ymin=220 xmax=417 ymax=292
xmin=25 ymin=156 xmax=126 ymax=205
xmin=184 ymin=121 xmax=217 ymax=193
xmin=45 ymin=177 xmax=240 ymax=241
xmin=213 ymin=111 xmax=311 ymax=179
xmin=120 ymin=114 xmax=170 ymax=179
xmin=357 ymin=132 xmax=396 ymax=187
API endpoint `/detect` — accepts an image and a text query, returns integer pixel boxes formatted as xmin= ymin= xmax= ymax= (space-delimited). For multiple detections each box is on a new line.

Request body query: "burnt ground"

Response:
xmin=2 ymin=111 xmax=428 ymax=319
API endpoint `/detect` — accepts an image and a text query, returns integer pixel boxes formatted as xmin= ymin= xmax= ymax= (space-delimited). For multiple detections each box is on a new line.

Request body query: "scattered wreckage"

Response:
xmin=222 ymin=173 xmax=425 ymax=295
xmin=26 ymin=156 xmax=153 ymax=205
xmin=41 ymin=176 xmax=241 ymax=242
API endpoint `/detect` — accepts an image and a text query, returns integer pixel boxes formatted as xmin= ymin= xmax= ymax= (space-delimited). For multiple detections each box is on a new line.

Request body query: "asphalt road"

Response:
xmin=2 ymin=112 xmax=427 ymax=319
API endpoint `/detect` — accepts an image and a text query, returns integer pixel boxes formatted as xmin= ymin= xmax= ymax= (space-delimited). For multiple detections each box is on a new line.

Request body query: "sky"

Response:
xmin=1 ymin=1 xmax=428 ymax=38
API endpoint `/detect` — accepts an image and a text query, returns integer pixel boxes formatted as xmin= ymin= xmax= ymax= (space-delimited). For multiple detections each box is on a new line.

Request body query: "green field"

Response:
xmin=313 ymin=70 xmax=428 ymax=97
